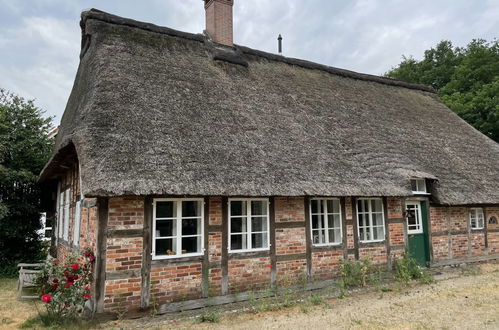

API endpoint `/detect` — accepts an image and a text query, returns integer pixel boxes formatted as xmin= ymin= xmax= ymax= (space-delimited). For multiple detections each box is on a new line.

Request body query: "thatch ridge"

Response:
xmin=80 ymin=9 xmax=434 ymax=93
xmin=39 ymin=9 xmax=499 ymax=206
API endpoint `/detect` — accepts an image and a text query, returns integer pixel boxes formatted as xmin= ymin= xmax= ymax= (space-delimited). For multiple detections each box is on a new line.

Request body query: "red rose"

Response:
xmin=89 ymin=256 xmax=96 ymax=262
xmin=51 ymin=284 xmax=58 ymax=291
xmin=52 ymin=278 xmax=59 ymax=283
xmin=83 ymin=293 xmax=90 ymax=301
xmin=41 ymin=294 xmax=52 ymax=303
xmin=71 ymin=264 xmax=79 ymax=271
xmin=85 ymin=285 xmax=90 ymax=291
xmin=84 ymin=251 xmax=91 ymax=257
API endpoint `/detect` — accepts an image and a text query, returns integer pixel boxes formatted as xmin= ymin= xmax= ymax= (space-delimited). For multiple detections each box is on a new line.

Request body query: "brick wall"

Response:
xmin=150 ymin=263 xmax=203 ymax=305
xmin=228 ymin=257 xmax=271 ymax=293
xmin=312 ymin=250 xmax=343 ymax=280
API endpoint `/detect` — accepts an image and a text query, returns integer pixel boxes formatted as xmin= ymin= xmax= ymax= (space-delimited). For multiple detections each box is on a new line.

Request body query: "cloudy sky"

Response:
xmin=0 ymin=0 xmax=497 ymax=125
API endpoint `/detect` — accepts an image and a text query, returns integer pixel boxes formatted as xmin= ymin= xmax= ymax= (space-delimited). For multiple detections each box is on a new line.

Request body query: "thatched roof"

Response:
xmin=39 ymin=9 xmax=499 ymax=205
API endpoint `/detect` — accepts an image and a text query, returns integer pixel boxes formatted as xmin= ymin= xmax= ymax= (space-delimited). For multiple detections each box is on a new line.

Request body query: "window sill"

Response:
xmin=312 ymin=243 xmax=342 ymax=247
xmin=229 ymin=248 xmax=270 ymax=254
xmin=471 ymin=228 xmax=484 ymax=231
xmin=152 ymin=253 xmax=203 ymax=261
xmin=411 ymin=192 xmax=430 ymax=195
xmin=359 ymin=239 xmax=385 ymax=244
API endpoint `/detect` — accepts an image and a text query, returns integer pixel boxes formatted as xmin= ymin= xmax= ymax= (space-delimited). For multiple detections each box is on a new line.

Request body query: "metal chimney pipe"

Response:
xmin=278 ymin=34 xmax=282 ymax=55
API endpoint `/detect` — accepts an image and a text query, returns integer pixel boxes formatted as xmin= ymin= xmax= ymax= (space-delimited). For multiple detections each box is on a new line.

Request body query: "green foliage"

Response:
xmin=386 ymin=39 xmax=499 ymax=142
xmin=393 ymin=252 xmax=433 ymax=284
xmin=0 ymin=88 xmax=53 ymax=276
xmin=308 ymin=293 xmax=323 ymax=305
xmin=339 ymin=258 xmax=382 ymax=289
xmin=198 ymin=310 xmax=221 ymax=323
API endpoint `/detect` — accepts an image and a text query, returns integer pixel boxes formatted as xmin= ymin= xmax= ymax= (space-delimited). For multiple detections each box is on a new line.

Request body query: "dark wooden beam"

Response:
xmin=140 ymin=196 xmax=152 ymax=309
xmin=304 ymin=196 xmax=312 ymax=281
xmin=383 ymin=197 xmax=391 ymax=270
xmin=94 ymin=197 xmax=109 ymax=314
xmin=269 ymin=197 xmax=277 ymax=287
xmin=221 ymin=197 xmax=229 ymax=295
xmin=341 ymin=197 xmax=348 ymax=260
xmin=351 ymin=197 xmax=360 ymax=260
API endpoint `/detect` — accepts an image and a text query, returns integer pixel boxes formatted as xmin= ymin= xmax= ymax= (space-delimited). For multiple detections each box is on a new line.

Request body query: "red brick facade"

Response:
xmin=52 ymin=177 xmax=499 ymax=314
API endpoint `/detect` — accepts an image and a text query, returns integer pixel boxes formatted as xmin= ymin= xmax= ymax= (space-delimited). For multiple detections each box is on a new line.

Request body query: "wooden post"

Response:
xmin=221 ymin=197 xmax=229 ymax=295
xmin=304 ymin=197 xmax=312 ymax=281
xmin=383 ymin=197 xmax=391 ymax=270
xmin=94 ymin=197 xmax=108 ymax=314
xmin=140 ymin=196 xmax=152 ymax=309
xmin=484 ymin=207 xmax=489 ymax=254
xmin=269 ymin=197 xmax=277 ymax=287
xmin=341 ymin=197 xmax=348 ymax=260
xmin=351 ymin=197 xmax=360 ymax=260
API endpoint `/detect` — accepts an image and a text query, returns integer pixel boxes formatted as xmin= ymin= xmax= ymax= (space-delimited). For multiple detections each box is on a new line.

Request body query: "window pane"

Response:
xmin=313 ymin=229 xmax=326 ymax=244
xmin=156 ymin=201 xmax=175 ymax=218
xmin=373 ymin=213 xmax=384 ymax=226
xmin=329 ymin=229 xmax=341 ymax=243
xmin=311 ymin=200 xmax=319 ymax=214
xmin=374 ymin=226 xmax=384 ymax=240
xmin=156 ymin=238 xmax=176 ymax=256
xmin=251 ymin=201 xmax=266 ymax=216
xmin=327 ymin=200 xmax=340 ymax=214
xmin=182 ymin=218 xmax=200 ymax=236
xmin=359 ymin=227 xmax=366 ymax=241
xmin=230 ymin=217 xmax=246 ymax=233
xmin=371 ymin=199 xmax=382 ymax=213
xmin=230 ymin=201 xmax=246 ymax=216
xmin=328 ymin=214 xmax=341 ymax=229
xmin=358 ymin=200 xmax=367 ymax=213
xmin=230 ymin=234 xmax=246 ymax=250
xmin=252 ymin=233 xmax=267 ymax=249
xmin=156 ymin=220 xmax=175 ymax=237
xmin=358 ymin=213 xmax=366 ymax=227
xmin=181 ymin=236 xmax=201 ymax=254
xmin=411 ymin=180 xmax=417 ymax=191
xmin=251 ymin=217 xmax=267 ymax=232
xmin=182 ymin=201 xmax=200 ymax=217
xmin=312 ymin=214 xmax=320 ymax=230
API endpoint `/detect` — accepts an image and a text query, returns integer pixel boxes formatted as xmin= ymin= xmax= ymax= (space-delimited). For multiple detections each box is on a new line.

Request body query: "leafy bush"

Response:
xmin=35 ymin=249 xmax=95 ymax=319
xmin=199 ymin=310 xmax=220 ymax=323
xmin=339 ymin=258 xmax=381 ymax=289
xmin=393 ymin=252 xmax=433 ymax=284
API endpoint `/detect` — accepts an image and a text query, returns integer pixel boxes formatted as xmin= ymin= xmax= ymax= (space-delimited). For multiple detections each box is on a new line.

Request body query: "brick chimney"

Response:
xmin=204 ymin=0 xmax=234 ymax=46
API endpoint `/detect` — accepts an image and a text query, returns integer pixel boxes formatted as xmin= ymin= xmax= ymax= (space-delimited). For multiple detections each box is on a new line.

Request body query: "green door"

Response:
xmin=406 ymin=201 xmax=430 ymax=266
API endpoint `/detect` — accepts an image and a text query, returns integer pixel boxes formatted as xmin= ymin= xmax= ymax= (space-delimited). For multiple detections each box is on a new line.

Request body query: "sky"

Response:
xmin=0 ymin=0 xmax=498 ymax=125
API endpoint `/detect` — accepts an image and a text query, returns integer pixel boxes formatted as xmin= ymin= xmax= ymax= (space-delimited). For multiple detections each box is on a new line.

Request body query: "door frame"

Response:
xmin=405 ymin=199 xmax=431 ymax=265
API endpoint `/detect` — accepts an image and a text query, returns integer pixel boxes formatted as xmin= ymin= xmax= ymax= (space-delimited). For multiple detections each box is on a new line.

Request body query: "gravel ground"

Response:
xmin=115 ymin=262 xmax=499 ymax=330
xmin=3 ymin=263 xmax=499 ymax=329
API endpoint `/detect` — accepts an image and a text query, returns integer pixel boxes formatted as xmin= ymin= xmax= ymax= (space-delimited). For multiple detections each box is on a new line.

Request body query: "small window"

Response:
xmin=72 ymin=200 xmax=82 ymax=247
xmin=152 ymin=199 xmax=204 ymax=259
xmin=310 ymin=199 xmax=342 ymax=245
xmin=357 ymin=198 xmax=385 ymax=243
xmin=410 ymin=178 xmax=427 ymax=194
xmin=406 ymin=202 xmax=423 ymax=234
xmin=469 ymin=208 xmax=484 ymax=230
xmin=229 ymin=199 xmax=269 ymax=252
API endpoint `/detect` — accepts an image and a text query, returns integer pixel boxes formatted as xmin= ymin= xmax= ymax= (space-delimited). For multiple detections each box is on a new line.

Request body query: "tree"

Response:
xmin=386 ymin=39 xmax=499 ymax=142
xmin=0 ymin=89 xmax=54 ymax=276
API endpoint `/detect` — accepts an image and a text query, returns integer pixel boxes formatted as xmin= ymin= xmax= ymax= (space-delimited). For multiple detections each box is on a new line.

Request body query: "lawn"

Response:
xmin=0 ymin=278 xmax=39 ymax=329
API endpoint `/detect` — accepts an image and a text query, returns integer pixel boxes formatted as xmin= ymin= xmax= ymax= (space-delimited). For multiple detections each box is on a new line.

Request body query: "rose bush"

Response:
xmin=35 ymin=248 xmax=95 ymax=317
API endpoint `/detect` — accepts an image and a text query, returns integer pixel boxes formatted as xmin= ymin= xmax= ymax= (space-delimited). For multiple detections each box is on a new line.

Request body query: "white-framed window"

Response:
xmin=411 ymin=178 xmax=427 ymax=194
xmin=310 ymin=199 xmax=342 ymax=245
xmin=229 ymin=199 xmax=269 ymax=252
xmin=37 ymin=213 xmax=52 ymax=241
xmin=406 ymin=201 xmax=423 ymax=234
xmin=152 ymin=198 xmax=204 ymax=259
xmin=357 ymin=198 xmax=385 ymax=243
xmin=469 ymin=208 xmax=484 ymax=230
xmin=63 ymin=188 xmax=70 ymax=241
xmin=72 ymin=200 xmax=82 ymax=247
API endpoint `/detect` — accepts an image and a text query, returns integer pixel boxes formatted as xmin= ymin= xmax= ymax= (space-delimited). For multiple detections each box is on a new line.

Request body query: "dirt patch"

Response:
xmin=115 ymin=263 xmax=499 ymax=329
xmin=0 ymin=278 xmax=39 ymax=329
